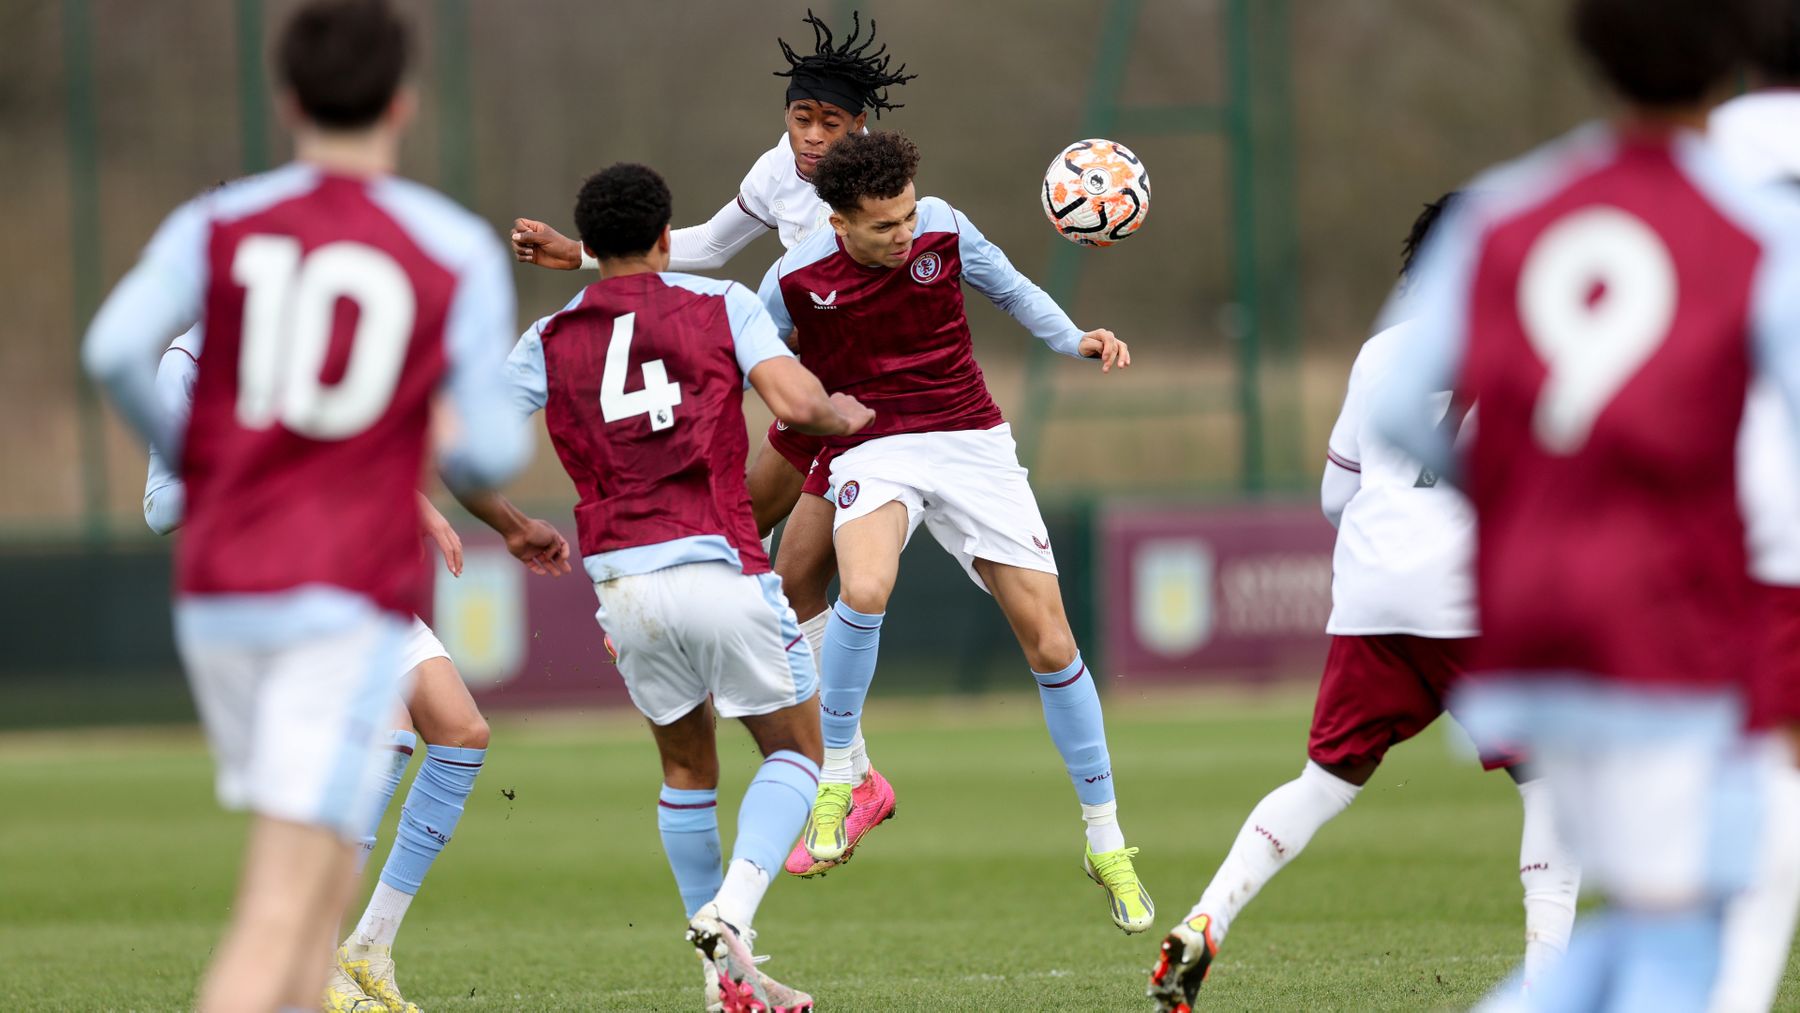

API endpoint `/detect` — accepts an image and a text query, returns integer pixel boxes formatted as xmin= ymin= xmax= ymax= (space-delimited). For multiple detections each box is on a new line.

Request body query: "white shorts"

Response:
xmin=594 ymin=562 xmax=816 ymax=725
xmin=175 ymin=608 xmax=410 ymax=841
xmin=827 ymin=423 xmax=1057 ymax=592
xmin=399 ymin=616 xmax=450 ymax=674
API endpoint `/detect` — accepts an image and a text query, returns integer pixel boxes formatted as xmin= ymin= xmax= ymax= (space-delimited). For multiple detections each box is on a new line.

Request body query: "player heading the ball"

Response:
xmin=755 ymin=130 xmax=1152 ymax=933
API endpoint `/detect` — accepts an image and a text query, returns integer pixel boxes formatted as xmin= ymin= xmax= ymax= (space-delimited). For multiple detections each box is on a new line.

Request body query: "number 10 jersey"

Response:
xmin=156 ymin=164 xmax=518 ymax=616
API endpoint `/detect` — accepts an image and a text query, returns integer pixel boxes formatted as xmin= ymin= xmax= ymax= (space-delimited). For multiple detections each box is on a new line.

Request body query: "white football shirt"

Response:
xmin=1713 ymin=92 xmax=1800 ymax=586
xmin=1324 ymin=322 xmax=1477 ymax=637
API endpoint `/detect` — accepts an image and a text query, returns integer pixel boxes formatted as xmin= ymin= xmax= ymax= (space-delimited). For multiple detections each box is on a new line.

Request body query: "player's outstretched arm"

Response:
xmin=451 ymin=489 xmax=572 ymax=576
xmin=749 ymin=358 xmax=874 ymax=436
xmin=951 ymin=205 xmax=1101 ymax=362
xmin=667 ymin=197 xmax=772 ymax=272
xmin=510 ymin=218 xmax=584 ymax=271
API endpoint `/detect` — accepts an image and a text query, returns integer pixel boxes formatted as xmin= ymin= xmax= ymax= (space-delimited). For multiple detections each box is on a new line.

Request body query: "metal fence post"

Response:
xmin=63 ymin=0 xmax=107 ymax=540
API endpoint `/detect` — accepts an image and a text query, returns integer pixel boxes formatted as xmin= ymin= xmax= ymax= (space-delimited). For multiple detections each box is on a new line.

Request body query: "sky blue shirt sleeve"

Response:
xmin=756 ymin=257 xmax=795 ymax=341
xmin=724 ymin=282 xmax=796 ymax=378
xmin=83 ymin=199 xmax=208 ymax=462
xmin=504 ymin=322 xmax=550 ymax=416
xmin=437 ymin=235 xmax=532 ymax=493
xmin=1371 ymin=203 xmax=1481 ymax=484
xmin=953 ymin=207 xmax=1085 ymax=358
xmin=142 ymin=342 xmax=198 ymax=535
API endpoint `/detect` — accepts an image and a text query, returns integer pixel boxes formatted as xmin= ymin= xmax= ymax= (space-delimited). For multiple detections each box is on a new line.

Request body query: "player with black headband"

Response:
xmin=512 ymin=10 xmax=912 ymax=878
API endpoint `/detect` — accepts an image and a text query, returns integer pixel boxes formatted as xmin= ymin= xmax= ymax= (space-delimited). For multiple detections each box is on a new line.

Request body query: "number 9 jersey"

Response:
xmin=1380 ymin=124 xmax=1800 ymax=690
xmin=90 ymin=164 xmax=526 ymax=618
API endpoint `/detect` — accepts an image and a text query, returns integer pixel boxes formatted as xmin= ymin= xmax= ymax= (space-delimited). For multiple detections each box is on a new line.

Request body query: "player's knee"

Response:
xmin=836 ymin=574 xmax=893 ymax=615
xmin=1026 ymin=630 xmax=1079 ymax=675
xmin=661 ymin=755 xmax=721 ymax=791
xmin=432 ymin=713 xmax=490 ymax=750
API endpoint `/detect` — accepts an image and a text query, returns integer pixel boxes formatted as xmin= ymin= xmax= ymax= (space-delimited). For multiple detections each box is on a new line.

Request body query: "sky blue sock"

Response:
xmin=357 ymin=729 xmax=416 ymax=872
xmin=1520 ymin=910 xmax=1620 ymax=1012
xmin=658 ymin=785 xmax=723 ymax=918
xmin=1610 ymin=907 xmax=1723 ymax=1011
xmin=820 ymin=600 xmax=883 ymax=750
xmin=731 ymin=751 xmax=820 ymax=875
xmin=1034 ymin=654 xmax=1115 ymax=806
xmin=378 ymin=744 xmax=483 ymax=895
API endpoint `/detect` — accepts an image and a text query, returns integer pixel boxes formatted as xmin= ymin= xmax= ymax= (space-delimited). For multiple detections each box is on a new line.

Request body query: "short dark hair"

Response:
xmin=1401 ymin=191 xmax=1460 ymax=281
xmin=1572 ymin=0 xmax=1751 ymax=106
xmin=1751 ymin=0 xmax=1800 ymax=83
xmin=573 ymin=164 xmax=673 ymax=260
xmin=810 ymin=131 xmax=920 ymax=214
xmin=278 ymin=0 xmax=409 ymax=129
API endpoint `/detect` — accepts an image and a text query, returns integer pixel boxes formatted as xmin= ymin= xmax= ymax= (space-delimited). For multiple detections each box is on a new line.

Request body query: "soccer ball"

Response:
xmin=1040 ymin=139 xmax=1151 ymax=247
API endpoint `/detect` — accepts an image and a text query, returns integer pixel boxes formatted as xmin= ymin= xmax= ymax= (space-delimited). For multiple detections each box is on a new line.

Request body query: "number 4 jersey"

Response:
xmin=84 ymin=163 xmax=526 ymax=617
xmin=503 ymin=272 xmax=797 ymax=582
xmin=1383 ymin=124 xmax=1800 ymax=690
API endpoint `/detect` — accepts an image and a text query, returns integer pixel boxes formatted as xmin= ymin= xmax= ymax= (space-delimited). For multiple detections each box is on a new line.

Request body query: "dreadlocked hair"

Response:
xmin=1401 ymin=191 xmax=1460 ymax=281
xmin=774 ymin=9 xmax=917 ymax=118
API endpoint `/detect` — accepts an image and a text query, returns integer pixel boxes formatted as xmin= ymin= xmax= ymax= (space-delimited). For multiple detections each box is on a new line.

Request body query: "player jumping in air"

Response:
xmin=140 ymin=325 xmax=568 ymax=1013
xmin=510 ymin=18 xmax=911 ymax=854
xmin=1709 ymin=2 xmax=1800 ymax=1006
xmin=756 ymin=130 xmax=1153 ymax=931
xmin=1147 ymin=196 xmax=1580 ymax=1011
xmin=82 ymin=1 xmax=531 ymax=1009
xmin=1377 ymin=0 xmax=1800 ymax=1005
xmin=475 ymin=163 xmax=872 ymax=1013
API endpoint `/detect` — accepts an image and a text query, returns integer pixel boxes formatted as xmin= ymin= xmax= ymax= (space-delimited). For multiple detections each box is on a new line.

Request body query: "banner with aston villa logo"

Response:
xmin=1101 ymin=504 xmax=1335 ymax=682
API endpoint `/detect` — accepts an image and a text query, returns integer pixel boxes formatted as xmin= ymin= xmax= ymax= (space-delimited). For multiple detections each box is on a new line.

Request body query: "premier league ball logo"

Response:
xmin=910 ymin=251 xmax=942 ymax=285
xmin=837 ymin=480 xmax=860 ymax=509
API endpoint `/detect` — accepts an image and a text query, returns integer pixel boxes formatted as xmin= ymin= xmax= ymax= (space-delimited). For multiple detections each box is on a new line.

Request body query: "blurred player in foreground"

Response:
xmin=1710 ymin=2 xmax=1800 ymax=1006
xmin=1148 ymin=195 xmax=1580 ymax=1011
xmin=1376 ymin=0 xmax=1800 ymax=1006
xmin=475 ymin=163 xmax=871 ymax=1012
xmin=140 ymin=326 xmax=567 ymax=1012
xmin=82 ymin=0 xmax=531 ymax=1008
xmin=756 ymin=131 xmax=1153 ymax=930
xmin=510 ymin=20 xmax=914 ymax=807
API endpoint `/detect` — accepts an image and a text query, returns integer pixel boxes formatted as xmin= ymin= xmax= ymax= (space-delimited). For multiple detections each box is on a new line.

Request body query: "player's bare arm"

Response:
xmin=1077 ymin=329 xmax=1131 ymax=373
xmin=747 ymin=357 xmax=875 ymax=436
xmin=416 ymin=491 xmax=464 ymax=577
xmin=452 ymin=488 xmax=573 ymax=576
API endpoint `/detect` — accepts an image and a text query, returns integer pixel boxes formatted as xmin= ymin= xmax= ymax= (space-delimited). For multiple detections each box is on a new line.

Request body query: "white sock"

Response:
xmin=822 ymin=734 xmax=859 ymax=785
xmin=712 ymin=858 xmax=773 ymax=931
xmin=1188 ymin=761 xmax=1360 ymax=943
xmin=1713 ymin=742 xmax=1800 ymax=1013
xmin=351 ymin=881 xmax=415 ymax=948
xmin=850 ymin=730 xmax=871 ymax=783
xmin=1082 ymin=799 xmax=1126 ymax=853
xmin=800 ymin=609 xmax=828 ymax=668
xmin=1515 ymin=777 xmax=1580 ymax=988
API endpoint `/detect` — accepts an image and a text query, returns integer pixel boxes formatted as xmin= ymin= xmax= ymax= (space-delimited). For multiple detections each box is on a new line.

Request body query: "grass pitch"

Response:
xmin=3 ymin=688 xmax=1791 ymax=1010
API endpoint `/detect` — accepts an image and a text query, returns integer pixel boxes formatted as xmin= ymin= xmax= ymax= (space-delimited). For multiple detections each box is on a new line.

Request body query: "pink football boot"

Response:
xmin=782 ymin=768 xmax=898 ymax=877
